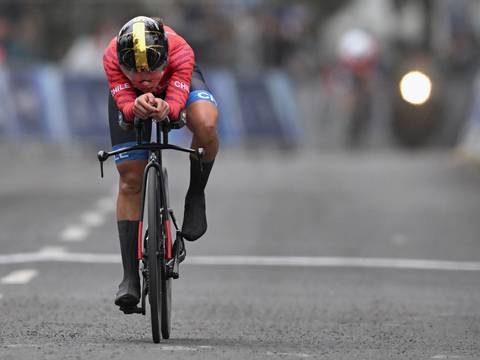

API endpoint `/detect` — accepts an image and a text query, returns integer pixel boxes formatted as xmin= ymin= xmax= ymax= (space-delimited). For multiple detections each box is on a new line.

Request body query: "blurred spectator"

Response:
xmin=0 ymin=15 xmax=9 ymax=65
xmin=62 ymin=21 xmax=117 ymax=77
xmin=260 ymin=3 xmax=314 ymax=70
xmin=232 ymin=8 xmax=262 ymax=73
xmin=178 ymin=1 xmax=235 ymax=67
xmin=0 ymin=13 xmax=42 ymax=66
xmin=16 ymin=12 xmax=43 ymax=64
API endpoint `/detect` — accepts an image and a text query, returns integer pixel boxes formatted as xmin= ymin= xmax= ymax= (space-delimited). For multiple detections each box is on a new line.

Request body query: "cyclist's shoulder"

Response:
xmin=164 ymin=25 xmax=192 ymax=52
xmin=103 ymin=37 xmax=117 ymax=61
xmin=103 ymin=37 xmax=123 ymax=78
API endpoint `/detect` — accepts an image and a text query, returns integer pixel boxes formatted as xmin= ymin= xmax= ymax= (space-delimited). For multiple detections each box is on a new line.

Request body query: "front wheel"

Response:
xmin=161 ymin=167 xmax=172 ymax=339
xmin=146 ymin=168 xmax=162 ymax=343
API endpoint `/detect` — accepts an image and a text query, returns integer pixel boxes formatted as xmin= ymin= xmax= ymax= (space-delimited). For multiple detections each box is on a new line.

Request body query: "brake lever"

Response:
xmin=97 ymin=151 xmax=109 ymax=178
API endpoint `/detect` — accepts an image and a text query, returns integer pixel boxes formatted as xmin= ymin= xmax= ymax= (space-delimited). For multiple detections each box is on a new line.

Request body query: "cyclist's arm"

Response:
xmin=103 ymin=38 xmax=137 ymax=121
xmin=163 ymin=33 xmax=195 ymax=121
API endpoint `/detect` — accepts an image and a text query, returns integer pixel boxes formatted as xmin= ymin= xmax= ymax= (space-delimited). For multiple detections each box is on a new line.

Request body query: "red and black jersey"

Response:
xmin=103 ymin=25 xmax=195 ymax=121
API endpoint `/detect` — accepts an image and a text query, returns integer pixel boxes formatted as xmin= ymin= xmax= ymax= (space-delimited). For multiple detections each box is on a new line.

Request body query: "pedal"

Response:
xmin=165 ymin=232 xmax=186 ymax=279
xmin=167 ymin=258 xmax=179 ymax=279
xmin=173 ymin=233 xmax=186 ymax=264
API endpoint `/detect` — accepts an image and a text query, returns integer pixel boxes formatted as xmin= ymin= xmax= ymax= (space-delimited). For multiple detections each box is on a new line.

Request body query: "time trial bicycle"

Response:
xmin=97 ymin=115 xmax=203 ymax=343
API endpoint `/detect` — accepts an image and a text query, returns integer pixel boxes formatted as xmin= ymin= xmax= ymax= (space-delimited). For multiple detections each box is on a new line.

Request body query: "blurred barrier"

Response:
xmin=0 ymin=65 xmax=303 ymax=149
xmin=456 ymin=70 xmax=480 ymax=163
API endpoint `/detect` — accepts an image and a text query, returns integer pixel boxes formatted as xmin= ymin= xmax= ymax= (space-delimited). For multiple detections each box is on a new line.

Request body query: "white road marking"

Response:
xmin=1 ymin=269 xmax=38 ymax=284
xmin=80 ymin=211 xmax=105 ymax=227
xmin=59 ymin=226 xmax=89 ymax=242
xmin=58 ymin=197 xmax=114 ymax=243
xmin=96 ymin=196 xmax=116 ymax=213
xmin=1 ymin=248 xmax=480 ymax=272
xmin=187 ymin=255 xmax=480 ymax=271
xmin=4 ymin=342 xmax=212 ymax=350
xmin=4 ymin=344 xmax=37 ymax=348
xmin=158 ymin=345 xmax=212 ymax=352
xmin=266 ymin=351 xmax=311 ymax=358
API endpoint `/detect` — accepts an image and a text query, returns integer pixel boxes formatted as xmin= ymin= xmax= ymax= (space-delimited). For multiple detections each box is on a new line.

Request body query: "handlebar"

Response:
xmin=134 ymin=111 xmax=187 ymax=132
xmin=97 ymin=144 xmax=204 ymax=178
xmin=97 ymin=111 xmax=203 ymax=178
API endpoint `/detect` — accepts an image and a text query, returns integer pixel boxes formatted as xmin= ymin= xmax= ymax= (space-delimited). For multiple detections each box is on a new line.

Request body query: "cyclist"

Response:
xmin=103 ymin=16 xmax=218 ymax=312
xmin=336 ymin=28 xmax=379 ymax=147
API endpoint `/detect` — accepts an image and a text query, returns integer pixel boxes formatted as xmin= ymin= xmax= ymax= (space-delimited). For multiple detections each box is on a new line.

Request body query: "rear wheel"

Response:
xmin=160 ymin=252 xmax=171 ymax=339
xmin=146 ymin=168 xmax=162 ymax=343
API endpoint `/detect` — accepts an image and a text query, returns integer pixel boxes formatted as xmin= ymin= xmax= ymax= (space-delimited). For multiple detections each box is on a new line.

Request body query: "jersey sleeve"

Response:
xmin=103 ymin=38 xmax=136 ymax=121
xmin=164 ymin=33 xmax=195 ymax=120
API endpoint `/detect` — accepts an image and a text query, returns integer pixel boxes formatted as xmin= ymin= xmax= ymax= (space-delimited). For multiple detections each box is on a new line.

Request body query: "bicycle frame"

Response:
xmin=138 ymin=125 xmax=175 ymax=262
xmin=97 ymin=117 xmax=204 ymax=262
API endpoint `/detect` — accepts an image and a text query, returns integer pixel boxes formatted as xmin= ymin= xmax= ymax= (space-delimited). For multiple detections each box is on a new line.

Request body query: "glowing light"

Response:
xmin=399 ymin=71 xmax=432 ymax=105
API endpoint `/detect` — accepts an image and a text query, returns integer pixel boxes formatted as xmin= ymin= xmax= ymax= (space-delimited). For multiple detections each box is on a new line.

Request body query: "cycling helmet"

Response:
xmin=116 ymin=16 xmax=168 ymax=73
xmin=337 ymin=28 xmax=378 ymax=75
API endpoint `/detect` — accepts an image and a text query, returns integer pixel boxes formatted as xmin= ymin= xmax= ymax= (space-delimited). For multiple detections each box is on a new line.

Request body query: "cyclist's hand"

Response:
xmin=150 ymin=98 xmax=170 ymax=122
xmin=133 ymin=93 xmax=157 ymax=120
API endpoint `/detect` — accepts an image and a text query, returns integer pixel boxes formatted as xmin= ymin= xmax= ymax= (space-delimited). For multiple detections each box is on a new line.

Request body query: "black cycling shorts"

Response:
xmin=108 ymin=64 xmax=217 ymax=163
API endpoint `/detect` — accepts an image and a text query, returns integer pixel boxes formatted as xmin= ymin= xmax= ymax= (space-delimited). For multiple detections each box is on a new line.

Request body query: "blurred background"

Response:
xmin=1 ymin=0 xmax=480 ymax=156
xmin=3 ymin=1 xmax=480 ymax=357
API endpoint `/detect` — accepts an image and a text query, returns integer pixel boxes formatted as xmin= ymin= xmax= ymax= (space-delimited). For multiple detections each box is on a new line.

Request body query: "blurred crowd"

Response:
xmin=1 ymin=0 xmax=476 ymax=74
xmin=1 ymin=0 xmax=480 ymax=150
xmin=0 ymin=0 xmax=323 ymax=78
xmin=1 ymin=0 xmax=478 ymax=77
xmin=0 ymin=9 xmax=43 ymax=66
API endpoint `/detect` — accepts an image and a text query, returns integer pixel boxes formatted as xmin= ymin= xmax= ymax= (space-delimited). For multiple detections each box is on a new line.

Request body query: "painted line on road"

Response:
xmin=80 ymin=211 xmax=105 ymax=227
xmin=267 ymin=351 xmax=311 ymax=358
xmin=1 ymin=248 xmax=480 ymax=272
xmin=185 ymin=256 xmax=480 ymax=271
xmin=1 ymin=269 xmax=38 ymax=284
xmin=4 ymin=344 xmax=40 ymax=348
xmin=157 ymin=345 xmax=214 ymax=352
xmin=96 ymin=196 xmax=116 ymax=213
xmin=60 ymin=226 xmax=89 ymax=242
xmin=4 ymin=343 xmax=213 ymax=350
xmin=59 ymin=195 xmax=115 ymax=243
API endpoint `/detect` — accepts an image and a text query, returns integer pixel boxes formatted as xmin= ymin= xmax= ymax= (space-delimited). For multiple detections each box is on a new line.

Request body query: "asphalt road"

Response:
xmin=1 ymin=144 xmax=480 ymax=359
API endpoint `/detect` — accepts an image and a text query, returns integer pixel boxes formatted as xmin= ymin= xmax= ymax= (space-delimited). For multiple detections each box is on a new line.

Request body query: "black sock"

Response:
xmin=187 ymin=157 xmax=214 ymax=195
xmin=117 ymin=220 xmax=140 ymax=277
xmin=117 ymin=220 xmax=139 ymax=244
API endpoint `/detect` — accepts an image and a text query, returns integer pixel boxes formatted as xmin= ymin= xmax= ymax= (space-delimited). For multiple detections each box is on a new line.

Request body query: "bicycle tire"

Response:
xmin=160 ymin=168 xmax=172 ymax=339
xmin=146 ymin=168 xmax=162 ymax=343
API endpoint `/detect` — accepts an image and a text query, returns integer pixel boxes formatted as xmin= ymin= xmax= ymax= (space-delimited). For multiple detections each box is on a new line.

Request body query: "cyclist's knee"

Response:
xmin=117 ymin=161 xmax=145 ymax=196
xmin=187 ymin=102 xmax=218 ymax=141
xmin=119 ymin=172 xmax=143 ymax=196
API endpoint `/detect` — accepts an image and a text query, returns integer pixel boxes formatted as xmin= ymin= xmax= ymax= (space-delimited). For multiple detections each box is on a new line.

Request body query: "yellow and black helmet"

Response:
xmin=116 ymin=16 xmax=168 ymax=73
